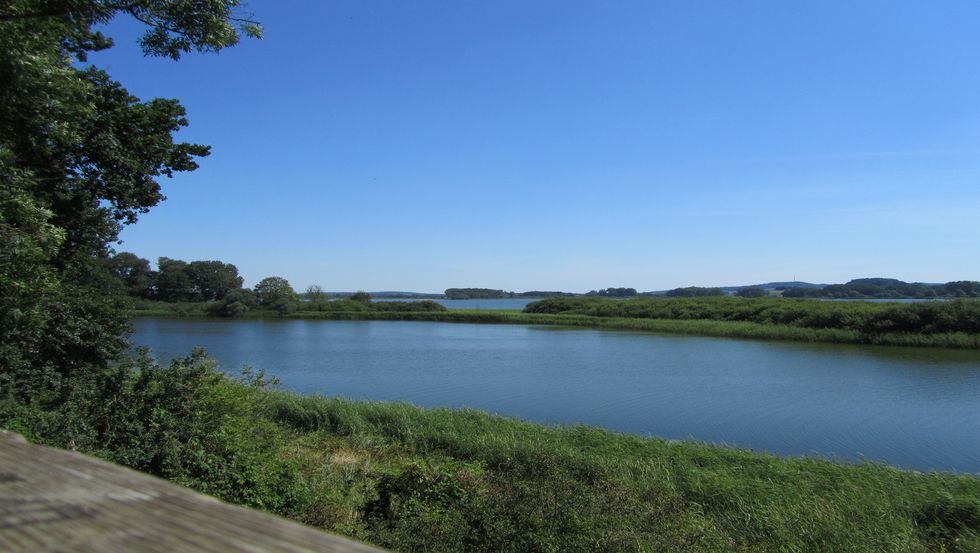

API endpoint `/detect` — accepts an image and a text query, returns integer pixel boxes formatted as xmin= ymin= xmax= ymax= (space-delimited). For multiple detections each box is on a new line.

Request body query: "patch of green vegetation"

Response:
xmin=8 ymin=356 xmax=977 ymax=552
xmin=523 ymin=297 xmax=980 ymax=348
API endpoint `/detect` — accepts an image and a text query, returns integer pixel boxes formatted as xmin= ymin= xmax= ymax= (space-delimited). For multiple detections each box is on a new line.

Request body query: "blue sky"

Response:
xmin=94 ymin=1 xmax=980 ymax=293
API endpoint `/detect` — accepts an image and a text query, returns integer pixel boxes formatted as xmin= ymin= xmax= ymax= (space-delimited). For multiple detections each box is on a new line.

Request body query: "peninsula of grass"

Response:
xmin=13 ymin=355 xmax=976 ymax=553
xmin=130 ymin=296 xmax=980 ymax=349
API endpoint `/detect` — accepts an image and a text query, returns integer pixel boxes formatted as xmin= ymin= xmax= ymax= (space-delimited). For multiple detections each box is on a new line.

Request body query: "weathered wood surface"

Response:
xmin=0 ymin=430 xmax=385 ymax=552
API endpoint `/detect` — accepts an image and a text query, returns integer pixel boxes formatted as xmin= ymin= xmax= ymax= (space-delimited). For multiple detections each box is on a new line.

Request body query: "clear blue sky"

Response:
xmin=94 ymin=1 xmax=980 ymax=293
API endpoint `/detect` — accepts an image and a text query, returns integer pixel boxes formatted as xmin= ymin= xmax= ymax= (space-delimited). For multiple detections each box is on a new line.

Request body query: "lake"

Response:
xmin=131 ymin=318 xmax=980 ymax=473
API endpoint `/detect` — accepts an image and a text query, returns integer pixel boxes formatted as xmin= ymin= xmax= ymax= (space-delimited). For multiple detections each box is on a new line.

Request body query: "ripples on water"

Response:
xmin=132 ymin=318 xmax=980 ymax=473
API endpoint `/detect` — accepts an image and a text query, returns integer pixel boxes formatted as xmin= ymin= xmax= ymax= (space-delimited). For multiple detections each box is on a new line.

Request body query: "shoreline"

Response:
xmin=129 ymin=307 xmax=980 ymax=349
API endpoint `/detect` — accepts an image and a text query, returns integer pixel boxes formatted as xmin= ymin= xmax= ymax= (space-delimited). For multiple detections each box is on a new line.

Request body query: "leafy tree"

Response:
xmin=207 ymin=288 xmax=256 ymax=317
xmin=154 ymin=257 xmax=193 ymax=301
xmin=305 ymin=284 xmax=326 ymax=309
xmin=665 ymin=287 xmax=727 ymax=298
xmin=254 ymin=276 xmax=298 ymax=315
xmin=0 ymin=3 xmax=259 ymax=412
xmin=350 ymin=291 xmax=372 ymax=304
xmin=105 ymin=252 xmax=154 ymax=298
xmin=186 ymin=260 xmax=243 ymax=301
xmin=586 ymin=287 xmax=638 ymax=298
xmin=445 ymin=288 xmax=506 ymax=300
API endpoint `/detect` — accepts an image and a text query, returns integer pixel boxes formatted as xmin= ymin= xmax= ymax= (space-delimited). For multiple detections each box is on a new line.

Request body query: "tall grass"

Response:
xmin=263 ymin=391 xmax=980 ymax=552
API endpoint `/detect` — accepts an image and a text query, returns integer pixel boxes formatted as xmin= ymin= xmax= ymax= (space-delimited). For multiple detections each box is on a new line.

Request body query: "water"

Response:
xmin=131 ymin=318 xmax=980 ymax=473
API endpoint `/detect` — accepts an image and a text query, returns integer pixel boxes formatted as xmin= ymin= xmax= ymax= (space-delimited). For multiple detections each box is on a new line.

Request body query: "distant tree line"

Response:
xmin=665 ymin=287 xmax=727 ymax=298
xmin=585 ymin=288 xmax=638 ymax=298
xmin=782 ymin=278 xmax=980 ymax=299
xmin=110 ymin=253 xmax=449 ymax=317
xmin=444 ymin=288 xmax=507 ymax=299
xmin=106 ymin=252 xmax=301 ymax=316
xmin=106 ymin=253 xmax=244 ymax=302
xmin=525 ymin=296 xmax=980 ymax=335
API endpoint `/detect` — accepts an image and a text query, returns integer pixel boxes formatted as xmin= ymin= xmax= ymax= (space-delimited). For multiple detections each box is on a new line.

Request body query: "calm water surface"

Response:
xmin=132 ymin=318 xmax=980 ymax=473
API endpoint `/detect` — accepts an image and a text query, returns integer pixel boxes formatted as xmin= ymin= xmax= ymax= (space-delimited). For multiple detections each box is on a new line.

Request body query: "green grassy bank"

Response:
xmin=130 ymin=297 xmax=980 ymax=349
xmin=9 ymin=354 xmax=976 ymax=552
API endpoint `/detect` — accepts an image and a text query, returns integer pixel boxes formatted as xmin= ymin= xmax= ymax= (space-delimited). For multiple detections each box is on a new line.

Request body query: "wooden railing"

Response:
xmin=0 ymin=430 xmax=385 ymax=552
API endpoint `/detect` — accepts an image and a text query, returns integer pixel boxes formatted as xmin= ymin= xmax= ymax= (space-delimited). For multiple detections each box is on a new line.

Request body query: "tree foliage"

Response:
xmin=736 ymin=286 xmax=767 ymax=298
xmin=254 ymin=276 xmax=298 ymax=315
xmin=665 ymin=286 xmax=727 ymax=298
xmin=0 ymin=2 xmax=258 ymax=409
xmin=445 ymin=288 xmax=507 ymax=300
xmin=783 ymin=278 xmax=980 ymax=299
xmin=586 ymin=287 xmax=637 ymax=298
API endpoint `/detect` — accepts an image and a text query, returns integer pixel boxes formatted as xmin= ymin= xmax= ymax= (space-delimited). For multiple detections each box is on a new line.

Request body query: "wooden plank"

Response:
xmin=0 ymin=431 xmax=385 ymax=553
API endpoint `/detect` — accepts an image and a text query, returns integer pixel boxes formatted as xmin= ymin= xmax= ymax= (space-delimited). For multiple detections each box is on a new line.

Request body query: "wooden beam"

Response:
xmin=0 ymin=431 xmax=385 ymax=552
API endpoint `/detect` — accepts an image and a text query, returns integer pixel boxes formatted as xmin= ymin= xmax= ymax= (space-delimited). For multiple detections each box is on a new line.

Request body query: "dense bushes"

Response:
xmin=525 ymin=297 xmax=980 ymax=336
xmin=0 ymin=350 xmax=307 ymax=515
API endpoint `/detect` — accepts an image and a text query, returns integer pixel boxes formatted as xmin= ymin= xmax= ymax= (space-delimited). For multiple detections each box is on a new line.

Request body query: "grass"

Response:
xmin=166 ymin=375 xmax=980 ymax=552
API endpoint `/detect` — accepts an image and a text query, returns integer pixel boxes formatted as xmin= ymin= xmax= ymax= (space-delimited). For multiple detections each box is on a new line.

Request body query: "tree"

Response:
xmin=0 ymin=2 xmax=260 ymax=406
xmin=350 ymin=291 xmax=372 ymax=304
xmin=186 ymin=260 xmax=243 ymax=301
xmin=207 ymin=288 xmax=256 ymax=317
xmin=665 ymin=287 xmax=727 ymax=298
xmin=305 ymin=285 xmax=326 ymax=309
xmin=154 ymin=257 xmax=193 ymax=301
xmin=736 ymin=286 xmax=767 ymax=298
xmin=254 ymin=277 xmax=298 ymax=315
xmin=105 ymin=252 xmax=153 ymax=298
xmin=444 ymin=288 xmax=506 ymax=300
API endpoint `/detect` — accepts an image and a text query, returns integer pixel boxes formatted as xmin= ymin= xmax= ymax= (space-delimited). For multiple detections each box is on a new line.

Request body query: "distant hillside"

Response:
xmin=644 ymin=281 xmax=825 ymax=296
xmin=783 ymin=278 xmax=980 ymax=299
xmin=755 ymin=281 xmax=826 ymax=290
xmin=327 ymin=279 xmax=978 ymax=301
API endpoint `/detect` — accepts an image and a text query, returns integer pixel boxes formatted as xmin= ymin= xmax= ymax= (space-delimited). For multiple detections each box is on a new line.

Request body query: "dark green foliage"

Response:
xmin=305 ymin=284 xmax=327 ymax=308
xmin=785 ymin=278 xmax=980 ymax=299
xmin=513 ymin=290 xmax=576 ymax=297
xmin=207 ymin=288 xmax=257 ymax=317
xmin=666 ymin=286 xmax=728 ymax=297
xmin=736 ymin=286 xmax=767 ymax=298
xmin=2 ymin=350 xmax=306 ymax=515
xmin=254 ymin=276 xmax=299 ymax=315
xmin=445 ymin=288 xmax=506 ymax=300
xmin=153 ymin=256 xmax=194 ymax=301
xmin=152 ymin=256 xmax=244 ymax=301
xmin=0 ymin=0 xmax=259 ymax=407
xmin=525 ymin=296 xmax=980 ymax=336
xmin=350 ymin=291 xmax=372 ymax=304
xmin=105 ymin=252 xmax=154 ymax=297
xmin=0 ymin=1 xmax=261 ymax=60
xmin=185 ymin=260 xmax=244 ymax=300
xmin=368 ymin=300 xmax=447 ymax=313
xmin=585 ymin=287 xmax=637 ymax=297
